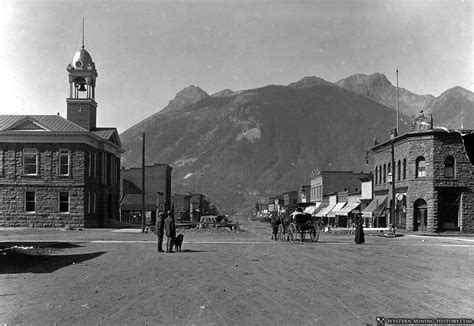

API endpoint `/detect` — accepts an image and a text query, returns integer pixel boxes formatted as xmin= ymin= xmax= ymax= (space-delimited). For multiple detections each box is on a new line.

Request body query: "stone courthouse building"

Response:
xmin=0 ymin=43 xmax=123 ymax=227
xmin=372 ymin=112 xmax=474 ymax=233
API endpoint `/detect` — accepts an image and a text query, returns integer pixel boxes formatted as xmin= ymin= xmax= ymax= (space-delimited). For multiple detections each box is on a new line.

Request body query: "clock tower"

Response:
xmin=66 ymin=40 xmax=98 ymax=131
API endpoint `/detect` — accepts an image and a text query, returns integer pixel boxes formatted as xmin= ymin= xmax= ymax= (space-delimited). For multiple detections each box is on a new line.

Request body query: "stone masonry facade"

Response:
xmin=0 ymin=143 xmax=121 ymax=228
xmin=373 ymin=129 xmax=474 ymax=233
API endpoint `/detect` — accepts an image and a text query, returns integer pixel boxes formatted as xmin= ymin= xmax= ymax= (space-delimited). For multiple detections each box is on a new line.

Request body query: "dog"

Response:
xmin=173 ymin=234 xmax=184 ymax=252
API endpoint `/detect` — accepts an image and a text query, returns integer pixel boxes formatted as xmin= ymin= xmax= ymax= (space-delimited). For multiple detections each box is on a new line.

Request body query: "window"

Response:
xmin=23 ymin=148 xmax=38 ymax=175
xmin=445 ymin=156 xmax=455 ymax=178
xmin=416 ymin=157 xmax=426 ymax=178
xmin=397 ymin=160 xmax=401 ymax=181
xmin=383 ymin=164 xmax=386 ymax=183
xmin=25 ymin=191 xmax=35 ymax=212
xmin=59 ymin=149 xmax=69 ymax=175
xmin=403 ymin=158 xmax=407 ymax=179
xmin=88 ymin=151 xmax=92 ymax=177
xmin=59 ymin=191 xmax=69 ymax=213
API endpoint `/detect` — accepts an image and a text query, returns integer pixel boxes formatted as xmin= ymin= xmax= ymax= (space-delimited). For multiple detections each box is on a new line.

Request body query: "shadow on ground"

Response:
xmin=0 ymin=242 xmax=105 ymax=274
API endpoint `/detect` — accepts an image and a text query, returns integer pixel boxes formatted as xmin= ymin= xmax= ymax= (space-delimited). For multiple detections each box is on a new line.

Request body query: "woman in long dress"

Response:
xmin=354 ymin=216 xmax=365 ymax=244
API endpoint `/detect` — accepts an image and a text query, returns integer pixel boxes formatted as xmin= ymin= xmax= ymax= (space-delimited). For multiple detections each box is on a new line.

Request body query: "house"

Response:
xmin=120 ymin=164 xmax=172 ymax=225
xmin=0 ymin=44 xmax=123 ymax=228
xmin=371 ymin=112 xmax=474 ymax=232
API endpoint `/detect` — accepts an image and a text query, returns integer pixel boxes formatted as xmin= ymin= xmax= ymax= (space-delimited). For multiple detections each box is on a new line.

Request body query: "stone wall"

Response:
xmin=0 ymin=143 xmax=121 ymax=228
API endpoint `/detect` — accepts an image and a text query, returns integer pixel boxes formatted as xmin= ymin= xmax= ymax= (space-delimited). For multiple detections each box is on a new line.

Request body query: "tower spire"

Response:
xmin=82 ymin=17 xmax=85 ymax=49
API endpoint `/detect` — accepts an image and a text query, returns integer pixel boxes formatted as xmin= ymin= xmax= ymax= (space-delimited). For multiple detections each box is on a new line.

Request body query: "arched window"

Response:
xmin=397 ymin=160 xmax=401 ymax=181
xmin=403 ymin=158 xmax=407 ymax=179
xmin=383 ymin=164 xmax=386 ymax=183
xmin=416 ymin=157 xmax=426 ymax=178
xmin=445 ymin=156 xmax=455 ymax=178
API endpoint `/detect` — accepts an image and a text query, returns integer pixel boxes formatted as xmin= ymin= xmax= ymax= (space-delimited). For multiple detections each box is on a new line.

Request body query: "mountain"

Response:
xmin=336 ymin=73 xmax=435 ymax=117
xmin=211 ymin=89 xmax=242 ymax=98
xmin=120 ymin=83 xmax=410 ymax=212
xmin=159 ymin=85 xmax=209 ymax=114
xmin=429 ymin=86 xmax=474 ymax=129
xmin=288 ymin=76 xmax=335 ymax=89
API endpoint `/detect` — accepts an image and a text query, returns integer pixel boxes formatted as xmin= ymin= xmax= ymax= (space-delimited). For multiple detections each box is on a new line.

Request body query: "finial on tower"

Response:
xmin=82 ymin=17 xmax=85 ymax=49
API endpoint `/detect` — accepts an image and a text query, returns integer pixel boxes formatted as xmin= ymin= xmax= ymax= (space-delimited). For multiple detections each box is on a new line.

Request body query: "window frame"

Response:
xmin=59 ymin=191 xmax=70 ymax=213
xmin=59 ymin=149 xmax=70 ymax=176
xmin=444 ymin=155 xmax=455 ymax=178
xmin=25 ymin=190 xmax=36 ymax=213
xmin=23 ymin=148 xmax=38 ymax=175
xmin=416 ymin=156 xmax=427 ymax=178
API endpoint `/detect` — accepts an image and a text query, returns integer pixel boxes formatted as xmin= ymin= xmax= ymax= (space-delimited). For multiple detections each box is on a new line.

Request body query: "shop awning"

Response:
xmin=303 ymin=202 xmax=321 ymax=215
xmin=361 ymin=195 xmax=387 ymax=218
xmin=327 ymin=202 xmax=347 ymax=218
xmin=335 ymin=201 xmax=361 ymax=216
xmin=316 ymin=203 xmax=335 ymax=217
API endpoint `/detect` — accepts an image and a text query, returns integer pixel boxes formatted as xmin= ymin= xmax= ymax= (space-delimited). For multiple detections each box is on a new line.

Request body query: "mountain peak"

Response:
xmin=288 ymin=76 xmax=333 ymax=89
xmin=160 ymin=85 xmax=209 ymax=114
xmin=211 ymin=89 xmax=241 ymax=98
xmin=337 ymin=73 xmax=392 ymax=88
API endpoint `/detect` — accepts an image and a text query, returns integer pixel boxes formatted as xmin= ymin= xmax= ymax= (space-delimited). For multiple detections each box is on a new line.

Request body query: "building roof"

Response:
xmin=0 ymin=115 xmax=87 ymax=132
xmin=0 ymin=115 xmax=123 ymax=150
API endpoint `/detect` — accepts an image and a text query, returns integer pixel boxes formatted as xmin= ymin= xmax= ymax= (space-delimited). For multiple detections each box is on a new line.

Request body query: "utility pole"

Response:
xmin=141 ymin=133 xmax=146 ymax=233
xmin=396 ymin=68 xmax=399 ymax=133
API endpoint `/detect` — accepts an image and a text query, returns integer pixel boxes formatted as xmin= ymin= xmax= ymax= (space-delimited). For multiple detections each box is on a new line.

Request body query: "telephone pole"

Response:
xmin=141 ymin=133 xmax=146 ymax=233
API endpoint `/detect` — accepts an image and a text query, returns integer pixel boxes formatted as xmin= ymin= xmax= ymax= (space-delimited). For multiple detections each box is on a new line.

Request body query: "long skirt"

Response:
xmin=354 ymin=224 xmax=365 ymax=244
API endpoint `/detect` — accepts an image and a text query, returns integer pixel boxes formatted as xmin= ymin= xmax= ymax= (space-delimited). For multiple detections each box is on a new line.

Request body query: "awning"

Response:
xmin=316 ymin=203 xmax=335 ymax=217
xmin=327 ymin=202 xmax=347 ymax=218
xmin=361 ymin=195 xmax=387 ymax=218
xmin=303 ymin=202 xmax=321 ymax=215
xmin=335 ymin=201 xmax=361 ymax=216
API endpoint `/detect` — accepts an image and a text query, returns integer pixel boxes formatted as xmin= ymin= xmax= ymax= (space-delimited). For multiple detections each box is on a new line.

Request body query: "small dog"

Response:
xmin=173 ymin=234 xmax=184 ymax=252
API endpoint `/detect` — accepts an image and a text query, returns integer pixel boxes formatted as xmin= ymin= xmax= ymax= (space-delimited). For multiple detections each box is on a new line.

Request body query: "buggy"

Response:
xmin=279 ymin=211 xmax=321 ymax=242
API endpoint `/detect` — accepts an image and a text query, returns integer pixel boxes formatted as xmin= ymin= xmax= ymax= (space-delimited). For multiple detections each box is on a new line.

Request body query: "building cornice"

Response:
xmin=0 ymin=131 xmax=125 ymax=155
xmin=371 ymin=129 xmax=472 ymax=152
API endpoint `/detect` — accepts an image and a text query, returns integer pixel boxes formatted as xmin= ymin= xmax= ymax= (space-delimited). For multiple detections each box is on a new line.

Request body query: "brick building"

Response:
xmin=372 ymin=114 xmax=474 ymax=232
xmin=120 ymin=164 xmax=172 ymax=225
xmin=310 ymin=170 xmax=371 ymax=204
xmin=0 ymin=44 xmax=123 ymax=227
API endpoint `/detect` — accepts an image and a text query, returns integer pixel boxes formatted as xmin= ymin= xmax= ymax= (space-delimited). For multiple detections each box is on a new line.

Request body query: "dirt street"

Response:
xmin=1 ymin=221 xmax=473 ymax=325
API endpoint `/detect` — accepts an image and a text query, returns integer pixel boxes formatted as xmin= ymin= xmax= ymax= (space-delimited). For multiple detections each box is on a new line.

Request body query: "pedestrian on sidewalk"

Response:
xmin=354 ymin=215 xmax=365 ymax=244
xmin=164 ymin=210 xmax=176 ymax=253
xmin=156 ymin=211 xmax=165 ymax=252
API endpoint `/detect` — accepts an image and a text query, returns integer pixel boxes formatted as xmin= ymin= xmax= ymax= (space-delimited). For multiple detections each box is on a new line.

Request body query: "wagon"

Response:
xmin=284 ymin=211 xmax=321 ymax=242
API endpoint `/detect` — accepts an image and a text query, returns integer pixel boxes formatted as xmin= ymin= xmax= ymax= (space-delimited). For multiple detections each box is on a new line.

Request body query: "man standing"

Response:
xmin=164 ymin=210 xmax=176 ymax=253
xmin=156 ymin=212 xmax=165 ymax=252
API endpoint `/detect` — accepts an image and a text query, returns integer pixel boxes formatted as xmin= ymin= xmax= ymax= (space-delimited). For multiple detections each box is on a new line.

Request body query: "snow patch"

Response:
xmin=174 ymin=157 xmax=197 ymax=167
xmin=236 ymin=127 xmax=261 ymax=143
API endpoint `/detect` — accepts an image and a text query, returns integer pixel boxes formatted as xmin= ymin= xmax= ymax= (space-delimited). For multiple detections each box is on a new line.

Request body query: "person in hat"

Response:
xmin=164 ymin=210 xmax=176 ymax=253
xmin=155 ymin=211 xmax=165 ymax=252
xmin=354 ymin=215 xmax=365 ymax=244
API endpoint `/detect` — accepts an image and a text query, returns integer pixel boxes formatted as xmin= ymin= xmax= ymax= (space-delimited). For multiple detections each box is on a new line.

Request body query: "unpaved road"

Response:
xmin=1 ymin=221 xmax=473 ymax=325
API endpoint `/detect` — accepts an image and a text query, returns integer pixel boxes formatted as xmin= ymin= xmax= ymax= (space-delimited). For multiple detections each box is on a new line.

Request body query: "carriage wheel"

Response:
xmin=288 ymin=224 xmax=296 ymax=243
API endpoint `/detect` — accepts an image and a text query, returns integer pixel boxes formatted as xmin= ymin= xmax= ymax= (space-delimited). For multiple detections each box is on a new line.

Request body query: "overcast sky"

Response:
xmin=0 ymin=0 xmax=472 ymax=133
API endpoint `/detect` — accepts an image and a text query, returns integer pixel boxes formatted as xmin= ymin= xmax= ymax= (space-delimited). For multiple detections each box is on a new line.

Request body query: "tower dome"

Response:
xmin=70 ymin=48 xmax=95 ymax=70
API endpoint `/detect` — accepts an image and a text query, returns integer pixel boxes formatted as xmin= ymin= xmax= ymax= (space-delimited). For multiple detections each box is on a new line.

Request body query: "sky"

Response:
xmin=0 ymin=0 xmax=472 ymax=133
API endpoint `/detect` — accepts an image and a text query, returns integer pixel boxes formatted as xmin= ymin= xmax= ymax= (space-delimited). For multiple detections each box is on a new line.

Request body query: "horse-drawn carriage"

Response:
xmin=276 ymin=210 xmax=321 ymax=242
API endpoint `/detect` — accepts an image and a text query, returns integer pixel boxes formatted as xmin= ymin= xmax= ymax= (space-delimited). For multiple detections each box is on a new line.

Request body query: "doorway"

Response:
xmin=413 ymin=199 xmax=427 ymax=232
